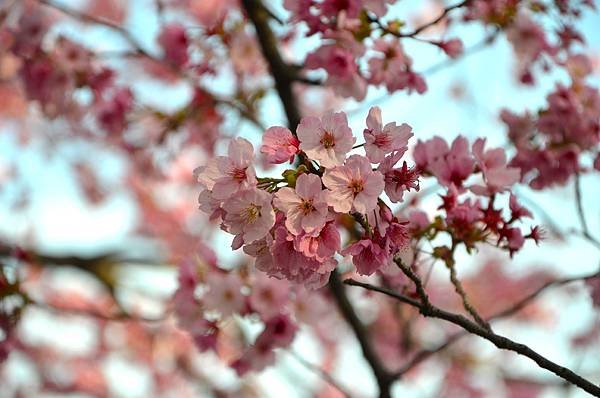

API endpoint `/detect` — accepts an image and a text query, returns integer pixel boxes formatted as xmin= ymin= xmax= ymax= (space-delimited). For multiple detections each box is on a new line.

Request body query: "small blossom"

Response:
xmin=363 ymin=106 xmax=413 ymax=163
xmin=437 ymin=39 xmax=464 ymax=59
xmin=203 ymin=273 xmax=245 ymax=317
xmin=212 ymin=138 xmax=257 ymax=199
xmin=470 ymin=138 xmax=521 ymax=195
xmin=297 ymin=111 xmax=356 ymax=168
xmin=260 ymin=126 xmax=299 ymax=164
xmin=223 ymin=188 xmax=275 ymax=246
xmin=249 ymin=276 xmax=290 ymax=319
xmin=274 ymin=173 xmax=329 ymax=235
xmin=377 ymin=151 xmax=420 ymax=203
xmin=342 ymin=238 xmax=388 ymax=276
xmin=322 ymin=155 xmax=385 ymax=214
xmin=415 ymin=136 xmax=474 ymax=189
xmin=293 ymin=221 xmax=341 ymax=261
xmin=269 ymin=226 xmax=337 ymax=289
xmin=157 ymin=24 xmax=189 ymax=67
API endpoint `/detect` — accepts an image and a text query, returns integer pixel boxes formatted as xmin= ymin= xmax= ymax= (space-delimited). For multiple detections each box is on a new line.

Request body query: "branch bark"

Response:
xmin=345 ymin=278 xmax=600 ymax=397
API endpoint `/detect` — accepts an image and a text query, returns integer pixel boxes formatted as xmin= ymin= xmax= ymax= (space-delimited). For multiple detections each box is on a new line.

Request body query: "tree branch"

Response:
xmin=574 ymin=173 xmax=600 ymax=250
xmin=344 ymin=279 xmax=600 ymax=396
xmin=329 ymin=271 xmax=393 ymax=397
xmin=393 ymin=268 xmax=600 ymax=377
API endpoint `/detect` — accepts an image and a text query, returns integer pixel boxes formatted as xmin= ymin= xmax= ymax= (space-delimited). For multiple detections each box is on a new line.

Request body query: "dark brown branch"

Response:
xmin=371 ymin=0 xmax=470 ymax=38
xmin=241 ymin=0 xmax=301 ymax=130
xmin=328 ymin=271 xmax=393 ymax=398
xmin=446 ymin=261 xmax=491 ymax=330
xmin=344 ymin=279 xmax=600 ymax=397
xmin=393 ymin=268 xmax=600 ymax=377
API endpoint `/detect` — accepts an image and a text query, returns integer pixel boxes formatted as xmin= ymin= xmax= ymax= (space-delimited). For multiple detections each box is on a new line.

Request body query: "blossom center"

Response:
xmin=241 ymin=203 xmax=261 ymax=224
xmin=229 ymin=167 xmax=247 ymax=182
xmin=348 ymin=179 xmax=364 ymax=196
xmin=374 ymin=132 xmax=391 ymax=148
xmin=320 ymin=131 xmax=336 ymax=149
xmin=299 ymin=199 xmax=315 ymax=215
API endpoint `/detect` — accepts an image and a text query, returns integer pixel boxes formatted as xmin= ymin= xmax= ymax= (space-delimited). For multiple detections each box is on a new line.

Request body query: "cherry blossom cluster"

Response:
xmin=465 ymin=0 xmax=594 ymax=84
xmin=195 ymin=107 xmax=537 ymax=287
xmin=284 ymin=0 xmax=594 ymax=99
xmin=285 ymin=0 xmax=455 ymax=99
xmin=173 ymin=257 xmax=330 ymax=375
xmin=503 ymin=54 xmax=600 ymax=189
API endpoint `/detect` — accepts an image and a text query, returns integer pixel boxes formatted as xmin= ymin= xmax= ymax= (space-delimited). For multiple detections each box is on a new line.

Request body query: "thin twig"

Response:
xmin=446 ymin=261 xmax=491 ymax=330
xmin=574 ymin=173 xmax=600 ymax=249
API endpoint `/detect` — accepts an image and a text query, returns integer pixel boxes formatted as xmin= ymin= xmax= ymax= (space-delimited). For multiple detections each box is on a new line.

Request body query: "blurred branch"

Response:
xmin=0 ymin=242 xmax=165 ymax=294
xmin=287 ymin=350 xmax=352 ymax=398
xmin=574 ymin=173 xmax=600 ymax=250
xmin=28 ymin=297 xmax=166 ymax=323
xmin=328 ymin=271 xmax=394 ymax=397
xmin=241 ymin=0 xmax=301 ymax=130
xmin=344 ymin=278 xmax=600 ymax=396
xmin=37 ymin=0 xmax=152 ymax=58
xmin=381 ymin=0 xmax=471 ymax=38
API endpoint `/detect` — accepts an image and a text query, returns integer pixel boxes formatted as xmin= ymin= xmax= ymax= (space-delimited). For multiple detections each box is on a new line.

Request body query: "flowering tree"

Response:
xmin=1 ymin=0 xmax=600 ymax=396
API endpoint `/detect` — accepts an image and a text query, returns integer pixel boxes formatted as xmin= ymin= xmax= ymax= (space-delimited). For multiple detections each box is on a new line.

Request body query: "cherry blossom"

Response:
xmin=363 ymin=106 xmax=413 ymax=163
xmin=222 ymin=188 xmax=275 ymax=247
xmin=260 ymin=126 xmax=300 ymax=164
xmin=274 ymin=173 xmax=329 ymax=235
xmin=322 ymin=155 xmax=385 ymax=214
xmin=297 ymin=111 xmax=356 ymax=168
xmin=203 ymin=273 xmax=246 ymax=317
xmin=197 ymin=138 xmax=257 ymax=200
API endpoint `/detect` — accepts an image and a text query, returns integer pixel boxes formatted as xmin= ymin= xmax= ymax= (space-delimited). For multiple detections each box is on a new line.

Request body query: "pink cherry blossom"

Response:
xmin=586 ymin=277 xmax=600 ymax=308
xmin=509 ymin=194 xmax=532 ymax=220
xmin=212 ymin=138 xmax=257 ymax=199
xmin=415 ymin=136 xmax=474 ymax=189
xmin=249 ymin=276 xmax=290 ymax=319
xmin=269 ymin=226 xmax=337 ymax=289
xmin=437 ymin=39 xmax=464 ymax=59
xmin=260 ymin=126 xmax=299 ymax=164
xmin=377 ymin=151 xmax=420 ymax=202
xmin=319 ymin=0 xmax=362 ymax=19
xmin=293 ymin=221 xmax=341 ymax=261
xmin=342 ymin=238 xmax=388 ymax=276
xmin=274 ymin=173 xmax=329 ymax=235
xmin=297 ymin=111 xmax=356 ymax=168
xmin=305 ymin=41 xmax=367 ymax=100
xmin=243 ymin=235 xmax=274 ymax=272
xmin=363 ymin=106 xmax=413 ymax=163
xmin=470 ymin=138 xmax=521 ymax=195
xmin=157 ymin=24 xmax=189 ymax=67
xmin=222 ymin=188 xmax=275 ymax=246
xmin=367 ymin=39 xmax=426 ymax=94
xmin=322 ymin=155 xmax=385 ymax=214
xmin=203 ymin=273 xmax=245 ymax=317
